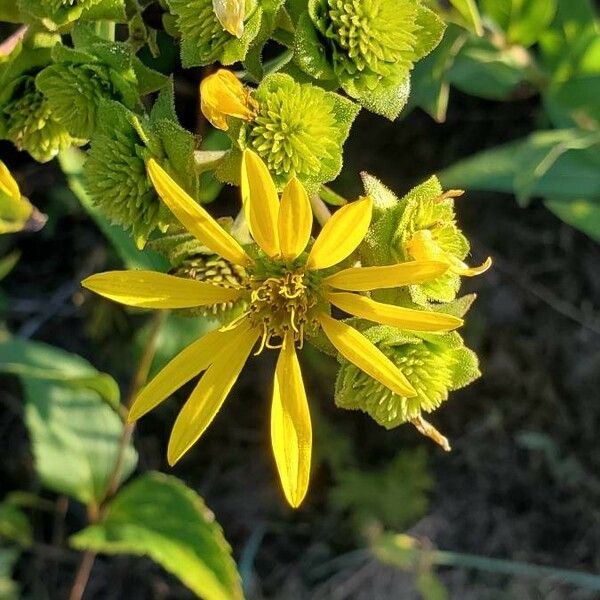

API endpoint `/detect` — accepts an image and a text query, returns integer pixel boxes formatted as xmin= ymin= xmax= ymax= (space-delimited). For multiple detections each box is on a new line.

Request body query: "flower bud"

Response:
xmin=212 ymin=0 xmax=245 ymax=38
xmin=200 ymin=69 xmax=257 ymax=131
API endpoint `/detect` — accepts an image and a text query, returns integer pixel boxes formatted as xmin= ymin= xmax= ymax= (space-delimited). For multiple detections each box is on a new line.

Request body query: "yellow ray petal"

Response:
xmin=306 ymin=196 xmax=373 ymax=270
xmin=200 ymin=69 xmax=255 ymax=131
xmin=278 ymin=177 xmax=312 ymax=261
xmin=129 ymin=327 xmax=240 ymax=422
xmin=271 ymin=334 xmax=312 ymax=508
xmin=0 ymin=161 xmax=21 ymax=201
xmin=82 ymin=270 xmax=242 ymax=309
xmin=323 ymin=261 xmax=449 ymax=292
xmin=327 ymin=291 xmax=463 ymax=332
xmin=212 ymin=0 xmax=245 ymax=37
xmin=147 ymin=159 xmax=250 ymax=266
xmin=453 ymin=255 xmax=493 ymax=277
xmin=167 ymin=322 xmax=259 ymax=465
xmin=241 ymin=149 xmax=279 ymax=257
xmin=318 ymin=313 xmax=416 ymax=397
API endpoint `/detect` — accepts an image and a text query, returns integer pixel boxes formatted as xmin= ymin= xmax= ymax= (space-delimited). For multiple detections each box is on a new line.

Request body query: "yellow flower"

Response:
xmin=406 ymin=229 xmax=492 ymax=277
xmin=212 ymin=0 xmax=245 ymax=38
xmin=82 ymin=150 xmax=463 ymax=508
xmin=200 ymin=69 xmax=257 ymax=132
xmin=0 ymin=160 xmax=33 ymax=234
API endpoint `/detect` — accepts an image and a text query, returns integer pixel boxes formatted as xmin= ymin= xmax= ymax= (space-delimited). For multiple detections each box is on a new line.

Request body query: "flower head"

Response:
xmin=82 ymin=150 xmax=462 ymax=507
xmin=200 ymin=69 xmax=257 ymax=131
xmin=2 ymin=77 xmax=79 ymax=163
xmin=362 ymin=174 xmax=492 ymax=305
xmin=297 ymin=0 xmax=445 ymax=118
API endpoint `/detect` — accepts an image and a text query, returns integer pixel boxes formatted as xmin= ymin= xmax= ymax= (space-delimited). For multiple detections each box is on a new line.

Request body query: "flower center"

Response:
xmin=248 ymin=271 xmax=317 ymax=350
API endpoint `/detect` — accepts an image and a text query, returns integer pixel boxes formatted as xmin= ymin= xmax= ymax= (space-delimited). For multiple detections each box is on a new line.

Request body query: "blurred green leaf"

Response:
xmin=417 ymin=571 xmax=449 ymax=600
xmin=481 ymin=0 xmax=557 ymax=47
xmin=545 ymin=199 xmax=600 ymax=243
xmin=139 ymin=312 xmax=218 ymax=378
xmin=0 ymin=337 xmax=120 ymax=410
xmin=0 ymin=548 xmax=20 ymax=600
xmin=545 ymin=76 xmax=600 ymax=130
xmin=447 ymin=0 xmax=482 ymax=35
xmin=447 ymin=36 xmax=529 ymax=100
xmin=71 ymin=472 xmax=244 ymax=600
xmin=330 ymin=449 xmax=432 ymax=531
xmin=0 ymin=338 xmax=137 ymax=505
xmin=439 ymin=129 xmax=600 ymax=205
xmin=0 ymin=252 xmax=19 ymax=282
xmin=0 ymin=501 xmax=32 ymax=546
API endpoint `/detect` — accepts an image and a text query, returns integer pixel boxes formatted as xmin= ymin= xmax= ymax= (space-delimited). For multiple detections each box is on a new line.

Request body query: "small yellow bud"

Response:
xmin=200 ymin=69 xmax=257 ymax=131
xmin=212 ymin=0 xmax=245 ymax=38
xmin=0 ymin=160 xmax=36 ymax=234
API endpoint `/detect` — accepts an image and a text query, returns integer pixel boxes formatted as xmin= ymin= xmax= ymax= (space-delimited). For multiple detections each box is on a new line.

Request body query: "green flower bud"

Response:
xmin=166 ymin=0 xmax=261 ymax=67
xmin=361 ymin=174 xmax=491 ymax=305
xmin=2 ymin=77 xmax=79 ymax=163
xmin=234 ymin=73 xmax=358 ymax=189
xmin=335 ymin=326 xmax=480 ymax=430
xmin=149 ymin=230 xmax=248 ymax=322
xmin=36 ymin=63 xmax=116 ymax=139
xmin=299 ymin=0 xmax=445 ymax=117
xmin=84 ymin=119 xmax=162 ymax=249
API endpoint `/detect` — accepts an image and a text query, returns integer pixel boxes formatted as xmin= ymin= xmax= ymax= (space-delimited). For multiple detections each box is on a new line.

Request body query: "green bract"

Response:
xmin=84 ymin=86 xmax=199 ymax=248
xmin=166 ymin=0 xmax=263 ymax=67
xmin=335 ymin=325 xmax=480 ymax=428
xmin=18 ymin=0 xmax=126 ymax=28
xmin=295 ymin=0 xmax=445 ymax=119
xmin=0 ymin=43 xmax=80 ymax=162
xmin=220 ymin=73 xmax=359 ymax=190
xmin=361 ymin=174 xmax=471 ymax=305
xmin=36 ymin=26 xmax=166 ymax=140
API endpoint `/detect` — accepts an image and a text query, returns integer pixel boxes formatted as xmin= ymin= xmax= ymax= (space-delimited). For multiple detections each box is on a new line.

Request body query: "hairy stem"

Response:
xmin=67 ymin=311 xmax=166 ymax=600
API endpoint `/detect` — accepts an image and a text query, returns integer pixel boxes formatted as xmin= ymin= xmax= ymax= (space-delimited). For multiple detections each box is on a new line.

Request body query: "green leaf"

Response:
xmin=0 ymin=500 xmax=32 ymax=546
xmin=0 ymin=252 xmax=19 ymax=282
xmin=544 ymin=75 xmax=600 ymax=130
xmin=545 ymin=199 xmax=600 ymax=243
xmin=0 ymin=548 xmax=20 ymax=600
xmin=0 ymin=337 xmax=137 ymax=505
xmin=293 ymin=11 xmax=337 ymax=81
xmin=481 ymin=0 xmax=557 ymax=47
xmin=70 ymin=472 xmax=244 ymax=600
xmin=447 ymin=36 xmax=529 ymax=100
xmin=447 ymin=0 xmax=482 ymax=35
xmin=439 ymin=129 xmax=600 ymax=205
xmin=330 ymin=449 xmax=432 ymax=530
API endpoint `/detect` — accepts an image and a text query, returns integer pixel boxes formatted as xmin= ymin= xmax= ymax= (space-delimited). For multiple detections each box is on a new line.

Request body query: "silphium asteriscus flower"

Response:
xmin=82 ymin=150 xmax=462 ymax=507
xmin=200 ymin=69 xmax=257 ymax=131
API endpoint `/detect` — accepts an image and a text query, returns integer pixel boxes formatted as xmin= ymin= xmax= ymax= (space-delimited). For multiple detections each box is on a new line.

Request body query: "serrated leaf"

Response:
xmin=0 ymin=338 xmax=137 ymax=505
xmin=342 ymin=73 xmax=411 ymax=121
xmin=70 ymin=472 xmax=244 ymax=600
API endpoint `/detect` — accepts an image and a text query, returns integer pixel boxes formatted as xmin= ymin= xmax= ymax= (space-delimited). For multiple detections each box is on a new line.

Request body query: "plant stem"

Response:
xmin=310 ymin=193 xmax=333 ymax=226
xmin=67 ymin=311 xmax=166 ymax=600
xmin=67 ymin=551 xmax=96 ymax=600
